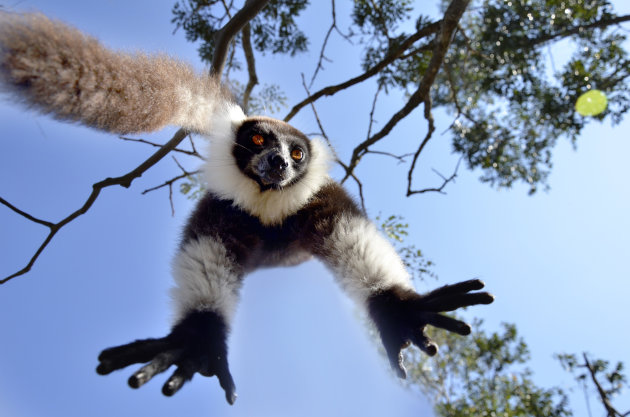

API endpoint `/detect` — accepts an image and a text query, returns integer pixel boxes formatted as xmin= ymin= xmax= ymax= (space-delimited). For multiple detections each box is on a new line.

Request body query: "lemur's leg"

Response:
xmin=305 ymin=184 xmax=494 ymax=378
xmin=97 ymin=235 xmax=244 ymax=404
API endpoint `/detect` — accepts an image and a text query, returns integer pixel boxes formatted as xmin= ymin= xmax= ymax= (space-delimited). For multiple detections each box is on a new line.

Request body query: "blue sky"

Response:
xmin=1 ymin=1 xmax=629 ymax=416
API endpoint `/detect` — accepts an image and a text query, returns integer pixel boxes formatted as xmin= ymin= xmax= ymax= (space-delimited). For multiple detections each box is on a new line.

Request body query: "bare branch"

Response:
xmin=142 ymin=155 xmax=201 ymax=216
xmin=241 ymin=22 xmax=258 ymax=110
xmin=284 ymin=20 xmax=443 ymax=122
xmin=211 ymin=0 xmax=271 ymax=76
xmin=188 ymin=135 xmax=201 ymax=156
xmin=341 ymin=0 xmax=470 ymax=182
xmin=309 ymin=0 xmax=346 ymax=87
xmin=119 ymin=135 xmax=203 ymax=159
xmin=1 ymin=129 xmax=189 ymax=284
xmin=365 ymin=84 xmax=383 ymax=140
xmin=348 ymin=172 xmax=367 ymax=214
xmin=0 ymin=197 xmax=53 ymax=227
xmin=410 ymin=159 xmax=462 ymax=195
xmin=366 ymin=150 xmax=413 ymax=163
xmin=300 ymin=74 xmax=366 ymax=213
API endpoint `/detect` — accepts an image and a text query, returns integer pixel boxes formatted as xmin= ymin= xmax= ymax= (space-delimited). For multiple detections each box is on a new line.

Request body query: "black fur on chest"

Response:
xmin=181 ymin=193 xmax=306 ymax=269
xmin=180 ymin=183 xmax=362 ymax=271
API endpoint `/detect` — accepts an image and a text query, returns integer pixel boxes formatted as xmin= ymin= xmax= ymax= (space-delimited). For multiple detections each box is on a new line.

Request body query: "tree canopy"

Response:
xmin=172 ymin=0 xmax=630 ymax=197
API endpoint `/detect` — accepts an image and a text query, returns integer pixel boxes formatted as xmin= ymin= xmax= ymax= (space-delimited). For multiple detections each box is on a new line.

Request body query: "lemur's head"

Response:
xmin=204 ymin=107 xmax=331 ymax=225
xmin=233 ymin=117 xmax=311 ymax=191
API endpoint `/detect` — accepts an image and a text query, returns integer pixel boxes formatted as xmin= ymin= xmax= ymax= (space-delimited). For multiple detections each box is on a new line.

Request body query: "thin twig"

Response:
xmin=0 ymin=197 xmax=53 ymax=227
xmin=406 ymin=97 xmax=441 ymax=195
xmin=349 ymin=172 xmax=367 ymax=214
xmin=309 ymin=0 xmax=339 ymax=87
xmin=365 ymin=84 xmax=382 ymax=140
xmin=142 ymin=159 xmax=201 ymax=217
xmin=119 ymin=135 xmax=203 ymax=158
xmin=366 ymin=150 xmax=413 ymax=163
xmin=241 ymin=21 xmax=258 ymax=110
xmin=300 ymin=74 xmax=366 ymax=213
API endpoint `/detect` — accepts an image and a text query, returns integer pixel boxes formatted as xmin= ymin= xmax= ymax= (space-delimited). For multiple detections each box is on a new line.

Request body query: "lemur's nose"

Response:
xmin=269 ymin=153 xmax=288 ymax=171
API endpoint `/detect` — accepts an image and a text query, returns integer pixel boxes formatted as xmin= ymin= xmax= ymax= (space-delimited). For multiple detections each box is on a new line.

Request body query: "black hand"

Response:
xmin=368 ymin=278 xmax=494 ymax=379
xmin=96 ymin=310 xmax=237 ymax=404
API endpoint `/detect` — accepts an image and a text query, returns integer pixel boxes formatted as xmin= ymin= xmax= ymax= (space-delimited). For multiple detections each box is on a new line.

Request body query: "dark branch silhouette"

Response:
xmin=1 ymin=129 xmax=188 ymax=283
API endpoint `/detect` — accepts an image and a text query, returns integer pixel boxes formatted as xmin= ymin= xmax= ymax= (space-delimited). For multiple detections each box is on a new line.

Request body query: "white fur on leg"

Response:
xmin=170 ymin=236 xmax=242 ymax=325
xmin=322 ymin=215 xmax=414 ymax=306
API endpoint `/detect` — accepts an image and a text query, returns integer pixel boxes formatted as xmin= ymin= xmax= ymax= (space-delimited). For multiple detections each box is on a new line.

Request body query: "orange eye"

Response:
xmin=291 ymin=148 xmax=304 ymax=161
xmin=252 ymin=134 xmax=265 ymax=146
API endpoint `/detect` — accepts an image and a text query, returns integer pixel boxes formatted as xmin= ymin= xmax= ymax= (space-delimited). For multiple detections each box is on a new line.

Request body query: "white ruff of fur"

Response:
xmin=323 ymin=215 xmax=414 ymax=306
xmin=170 ymin=236 xmax=241 ymax=325
xmin=203 ymin=109 xmax=333 ymax=225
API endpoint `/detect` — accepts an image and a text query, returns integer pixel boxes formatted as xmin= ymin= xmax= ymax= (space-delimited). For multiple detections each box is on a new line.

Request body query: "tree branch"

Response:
xmin=308 ymin=0 xmax=351 ymax=87
xmin=241 ymin=22 xmax=258 ymax=110
xmin=142 ymin=156 xmax=201 ymax=217
xmin=1 ymin=129 xmax=189 ymax=284
xmin=210 ymin=0 xmax=270 ymax=76
xmin=340 ymin=0 xmax=470 ymax=183
xmin=530 ymin=14 xmax=630 ymax=47
xmin=299 ymin=74 xmax=366 ymax=213
xmin=406 ymin=96 xmax=461 ymax=196
xmin=283 ymin=20 xmax=443 ymax=122
xmin=118 ymin=135 xmax=204 ymax=159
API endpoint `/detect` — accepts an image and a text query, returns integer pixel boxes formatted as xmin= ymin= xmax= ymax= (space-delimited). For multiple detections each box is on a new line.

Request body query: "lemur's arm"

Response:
xmin=303 ymin=183 xmax=494 ymax=377
xmin=0 ymin=12 xmax=231 ymax=134
xmin=97 ymin=238 xmax=241 ymax=403
xmin=97 ymin=196 xmax=249 ymax=404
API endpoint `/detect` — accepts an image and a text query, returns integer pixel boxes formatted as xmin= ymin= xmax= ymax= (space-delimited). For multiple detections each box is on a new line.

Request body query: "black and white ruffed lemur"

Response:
xmin=0 ymin=12 xmax=494 ymax=404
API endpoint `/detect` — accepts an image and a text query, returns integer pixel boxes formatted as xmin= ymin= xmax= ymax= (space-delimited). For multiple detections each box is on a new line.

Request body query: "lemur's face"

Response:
xmin=233 ymin=117 xmax=312 ymax=191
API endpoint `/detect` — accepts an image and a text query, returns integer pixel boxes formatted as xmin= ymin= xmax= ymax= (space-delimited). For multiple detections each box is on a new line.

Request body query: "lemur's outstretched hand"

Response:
xmin=368 ymin=279 xmax=494 ymax=378
xmin=96 ymin=311 xmax=236 ymax=404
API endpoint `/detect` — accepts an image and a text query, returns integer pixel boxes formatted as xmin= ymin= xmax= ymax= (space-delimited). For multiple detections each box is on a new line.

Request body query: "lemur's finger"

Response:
xmin=410 ymin=330 xmax=438 ymax=356
xmin=383 ymin=341 xmax=407 ymax=379
xmin=162 ymin=361 xmax=196 ymax=396
xmin=420 ymin=292 xmax=494 ymax=312
xmin=216 ymin=363 xmax=237 ymax=405
xmin=128 ymin=350 xmax=181 ymax=388
xmin=422 ymin=312 xmax=472 ymax=335
xmin=424 ymin=279 xmax=485 ymax=298
xmin=96 ymin=338 xmax=171 ymax=375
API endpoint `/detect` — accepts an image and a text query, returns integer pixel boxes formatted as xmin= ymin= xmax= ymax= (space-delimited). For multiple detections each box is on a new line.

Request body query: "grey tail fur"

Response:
xmin=0 ymin=12 xmax=233 ymax=135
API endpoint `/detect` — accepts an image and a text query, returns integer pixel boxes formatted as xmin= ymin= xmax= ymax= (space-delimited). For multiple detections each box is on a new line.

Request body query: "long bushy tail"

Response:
xmin=0 ymin=12 xmax=233 ymax=135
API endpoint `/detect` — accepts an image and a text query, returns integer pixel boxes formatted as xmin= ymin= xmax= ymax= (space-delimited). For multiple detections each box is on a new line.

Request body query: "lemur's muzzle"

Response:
xmin=256 ymin=149 xmax=290 ymax=186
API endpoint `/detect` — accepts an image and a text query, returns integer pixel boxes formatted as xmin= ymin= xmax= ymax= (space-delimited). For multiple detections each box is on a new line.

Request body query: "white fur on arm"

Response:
xmin=321 ymin=215 xmax=414 ymax=306
xmin=170 ymin=236 xmax=242 ymax=325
